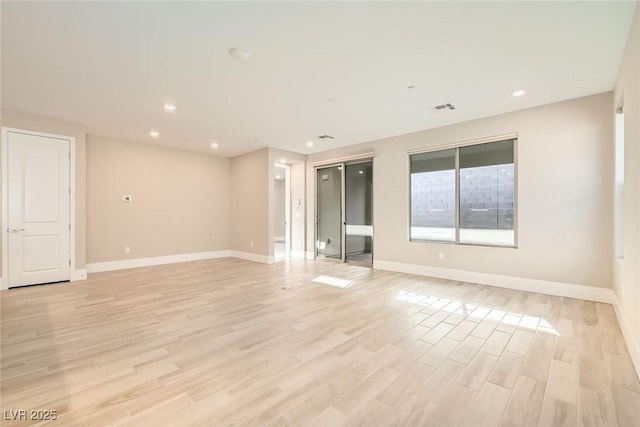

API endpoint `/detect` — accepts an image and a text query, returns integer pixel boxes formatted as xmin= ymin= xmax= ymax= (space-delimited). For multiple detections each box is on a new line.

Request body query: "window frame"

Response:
xmin=408 ymin=134 xmax=518 ymax=249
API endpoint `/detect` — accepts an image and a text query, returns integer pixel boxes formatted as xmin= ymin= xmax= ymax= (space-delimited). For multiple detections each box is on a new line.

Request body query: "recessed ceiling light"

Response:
xmin=163 ymin=103 xmax=176 ymax=111
xmin=306 ymin=140 xmax=314 ymax=147
xmin=210 ymin=142 xmax=219 ymax=149
xmin=512 ymin=89 xmax=526 ymax=97
xmin=149 ymin=130 xmax=160 ymax=138
xmin=358 ymin=170 xmax=364 ymax=175
xmin=228 ymin=47 xmax=251 ymax=61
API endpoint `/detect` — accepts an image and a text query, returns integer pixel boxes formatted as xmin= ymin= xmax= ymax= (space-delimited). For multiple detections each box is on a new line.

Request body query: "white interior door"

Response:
xmin=7 ymin=131 xmax=70 ymax=287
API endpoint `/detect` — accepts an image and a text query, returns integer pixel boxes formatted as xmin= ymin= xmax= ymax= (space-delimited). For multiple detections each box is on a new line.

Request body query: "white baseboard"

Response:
xmin=373 ymin=260 xmax=615 ymax=304
xmin=291 ymin=250 xmax=306 ymax=259
xmin=87 ymin=250 xmax=232 ymax=273
xmin=71 ymin=269 xmax=87 ymax=281
xmin=291 ymin=250 xmax=316 ymax=260
xmin=612 ymin=295 xmax=640 ymax=381
xmin=86 ymin=250 xmax=279 ymax=274
xmin=228 ymin=250 xmax=275 ymax=264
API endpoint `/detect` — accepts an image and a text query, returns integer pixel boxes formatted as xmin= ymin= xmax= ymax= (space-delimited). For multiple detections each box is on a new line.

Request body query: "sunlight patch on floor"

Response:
xmin=396 ymin=290 xmax=559 ymax=336
xmin=312 ymin=275 xmax=354 ymax=289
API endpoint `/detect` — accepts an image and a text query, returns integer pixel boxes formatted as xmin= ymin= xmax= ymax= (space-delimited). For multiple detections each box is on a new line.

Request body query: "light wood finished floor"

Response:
xmin=1 ymin=258 xmax=639 ymax=426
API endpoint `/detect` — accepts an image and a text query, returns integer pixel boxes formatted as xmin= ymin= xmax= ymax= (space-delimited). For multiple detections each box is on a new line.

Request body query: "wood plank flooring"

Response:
xmin=1 ymin=258 xmax=639 ymax=426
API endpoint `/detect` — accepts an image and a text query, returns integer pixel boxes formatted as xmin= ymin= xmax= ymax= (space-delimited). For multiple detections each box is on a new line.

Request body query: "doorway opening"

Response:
xmin=274 ymin=162 xmax=291 ymax=260
xmin=315 ymin=159 xmax=373 ymax=265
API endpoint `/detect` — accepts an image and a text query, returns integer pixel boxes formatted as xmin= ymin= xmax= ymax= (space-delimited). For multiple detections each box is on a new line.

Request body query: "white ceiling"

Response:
xmin=1 ymin=1 xmax=636 ymax=157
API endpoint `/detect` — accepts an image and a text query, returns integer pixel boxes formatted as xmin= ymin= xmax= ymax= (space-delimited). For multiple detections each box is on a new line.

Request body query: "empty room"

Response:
xmin=1 ymin=1 xmax=639 ymax=426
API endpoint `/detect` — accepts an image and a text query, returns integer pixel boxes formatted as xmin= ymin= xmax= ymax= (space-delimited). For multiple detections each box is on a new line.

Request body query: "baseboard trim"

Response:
xmin=227 ymin=250 xmax=275 ymax=265
xmin=290 ymin=250 xmax=316 ymax=260
xmin=290 ymin=250 xmax=306 ymax=259
xmin=71 ymin=269 xmax=87 ymax=281
xmin=373 ymin=260 xmax=615 ymax=304
xmin=87 ymin=251 xmax=232 ymax=273
xmin=612 ymin=295 xmax=640 ymax=381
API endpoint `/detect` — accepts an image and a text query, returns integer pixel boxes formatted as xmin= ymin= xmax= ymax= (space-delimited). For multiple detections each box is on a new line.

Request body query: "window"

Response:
xmin=615 ymin=111 xmax=624 ymax=259
xmin=410 ymin=149 xmax=456 ymax=242
xmin=410 ymin=138 xmax=516 ymax=247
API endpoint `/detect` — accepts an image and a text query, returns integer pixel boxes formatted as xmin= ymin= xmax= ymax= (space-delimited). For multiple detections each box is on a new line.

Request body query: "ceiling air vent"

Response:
xmin=433 ymin=103 xmax=456 ymax=111
xmin=318 ymin=134 xmax=335 ymax=140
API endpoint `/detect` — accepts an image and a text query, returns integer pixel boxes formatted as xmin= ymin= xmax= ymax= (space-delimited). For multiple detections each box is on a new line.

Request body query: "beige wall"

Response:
xmin=231 ymin=148 xmax=270 ymax=256
xmin=613 ymin=3 xmax=640 ymax=366
xmin=0 ymin=109 xmax=87 ymax=273
xmin=229 ymin=147 xmax=306 ymax=259
xmin=86 ymin=135 xmax=230 ymax=263
xmin=307 ymin=92 xmax=614 ymax=289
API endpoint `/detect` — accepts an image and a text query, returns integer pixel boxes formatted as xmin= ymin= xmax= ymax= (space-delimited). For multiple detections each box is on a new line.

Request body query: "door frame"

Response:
xmin=284 ymin=163 xmax=292 ymax=258
xmin=314 ymin=162 xmax=344 ymax=262
xmin=343 ymin=159 xmax=374 ymax=266
xmin=1 ymin=127 xmax=77 ymax=290
xmin=313 ymin=155 xmax=374 ymax=264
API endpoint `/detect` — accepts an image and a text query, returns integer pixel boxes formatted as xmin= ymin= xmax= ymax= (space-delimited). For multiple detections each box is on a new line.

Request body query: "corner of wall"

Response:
xmin=71 ymin=270 xmax=87 ymax=281
xmin=612 ymin=0 xmax=640 ymax=380
xmin=612 ymin=295 xmax=640 ymax=380
xmin=230 ymin=148 xmax=272 ymax=257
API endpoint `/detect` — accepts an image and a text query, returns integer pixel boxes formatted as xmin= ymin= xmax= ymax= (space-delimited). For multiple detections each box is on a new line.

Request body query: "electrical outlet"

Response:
xmin=438 ymin=252 xmax=445 ymax=261
xmin=124 ymin=246 xmax=130 ymax=253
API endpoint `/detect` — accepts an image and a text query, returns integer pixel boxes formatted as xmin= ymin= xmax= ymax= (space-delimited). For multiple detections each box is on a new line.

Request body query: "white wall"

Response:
xmin=290 ymin=161 xmax=307 ymax=257
xmin=273 ymin=179 xmax=286 ymax=238
xmin=613 ymin=3 xmax=640 ymax=373
xmin=307 ymin=93 xmax=614 ymax=289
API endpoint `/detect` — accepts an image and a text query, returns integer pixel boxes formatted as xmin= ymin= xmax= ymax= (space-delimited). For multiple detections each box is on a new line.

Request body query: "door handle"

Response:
xmin=10 ymin=228 xmax=25 ymax=233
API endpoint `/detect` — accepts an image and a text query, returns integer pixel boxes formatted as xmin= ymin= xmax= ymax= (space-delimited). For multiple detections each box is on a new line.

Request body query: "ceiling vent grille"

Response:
xmin=433 ymin=103 xmax=456 ymax=111
xmin=318 ymin=134 xmax=335 ymax=140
